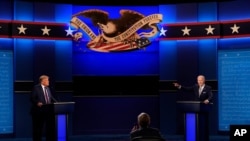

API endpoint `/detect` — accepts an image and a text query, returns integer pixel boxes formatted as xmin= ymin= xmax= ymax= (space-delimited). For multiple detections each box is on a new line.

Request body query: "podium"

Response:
xmin=176 ymin=101 xmax=212 ymax=141
xmin=42 ymin=102 xmax=75 ymax=141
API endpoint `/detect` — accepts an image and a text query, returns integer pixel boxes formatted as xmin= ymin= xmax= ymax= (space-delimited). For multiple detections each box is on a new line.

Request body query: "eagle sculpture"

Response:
xmin=72 ymin=9 xmax=156 ymax=38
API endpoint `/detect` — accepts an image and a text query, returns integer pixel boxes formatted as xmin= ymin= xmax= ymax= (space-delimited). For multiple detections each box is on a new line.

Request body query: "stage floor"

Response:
xmin=0 ymin=134 xmax=229 ymax=141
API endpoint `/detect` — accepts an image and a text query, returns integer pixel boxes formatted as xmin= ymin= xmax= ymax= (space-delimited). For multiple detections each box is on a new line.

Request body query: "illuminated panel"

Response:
xmin=0 ymin=51 xmax=13 ymax=134
xmin=54 ymin=4 xmax=73 ymax=81
xmin=159 ymin=41 xmax=177 ymax=80
xmin=14 ymin=39 xmax=34 ymax=80
xmin=198 ymin=2 xmax=217 ymax=22
xmin=55 ymin=40 xmax=72 ymax=81
xmin=186 ymin=113 xmax=196 ymax=141
xmin=159 ymin=4 xmax=176 ymax=23
xmin=57 ymin=115 xmax=66 ymax=141
xmin=218 ymin=48 xmax=250 ymax=131
xmin=55 ymin=4 xmax=73 ymax=23
xmin=13 ymin=1 xmax=33 ymax=21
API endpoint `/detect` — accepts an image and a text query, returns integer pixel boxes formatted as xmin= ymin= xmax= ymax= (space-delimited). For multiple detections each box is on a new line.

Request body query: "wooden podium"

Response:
xmin=176 ymin=101 xmax=212 ymax=141
xmin=42 ymin=102 xmax=75 ymax=141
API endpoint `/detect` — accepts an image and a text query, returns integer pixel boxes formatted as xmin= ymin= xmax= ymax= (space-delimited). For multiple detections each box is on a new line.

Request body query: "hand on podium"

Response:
xmin=37 ymin=102 xmax=43 ymax=107
xmin=203 ymin=99 xmax=210 ymax=104
xmin=173 ymin=83 xmax=181 ymax=89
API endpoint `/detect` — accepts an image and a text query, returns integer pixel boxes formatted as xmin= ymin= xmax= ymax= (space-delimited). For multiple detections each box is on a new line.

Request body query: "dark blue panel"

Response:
xmin=72 ymin=96 xmax=160 ymax=134
xmin=14 ymin=93 xmax=32 ymax=137
xmin=159 ymin=93 xmax=177 ymax=135
xmin=198 ymin=39 xmax=217 ymax=79
xmin=0 ymin=38 xmax=13 ymax=50
xmin=218 ymin=0 xmax=250 ymax=20
xmin=0 ymin=0 xmax=12 ymax=20
xmin=218 ymin=37 xmax=250 ymax=50
xmin=33 ymin=40 xmax=55 ymax=84
xmin=14 ymin=39 xmax=34 ymax=80
xmin=176 ymin=3 xmax=197 ymax=22
xmin=34 ymin=2 xmax=55 ymax=22
xmin=176 ymin=40 xmax=198 ymax=85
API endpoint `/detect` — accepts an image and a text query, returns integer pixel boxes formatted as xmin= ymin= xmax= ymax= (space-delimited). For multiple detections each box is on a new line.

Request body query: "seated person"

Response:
xmin=130 ymin=112 xmax=165 ymax=141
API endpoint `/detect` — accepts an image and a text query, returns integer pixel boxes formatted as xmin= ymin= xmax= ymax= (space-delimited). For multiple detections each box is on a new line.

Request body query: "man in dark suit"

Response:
xmin=130 ymin=112 xmax=165 ymax=141
xmin=30 ymin=75 xmax=58 ymax=141
xmin=173 ymin=75 xmax=213 ymax=141
xmin=173 ymin=75 xmax=213 ymax=104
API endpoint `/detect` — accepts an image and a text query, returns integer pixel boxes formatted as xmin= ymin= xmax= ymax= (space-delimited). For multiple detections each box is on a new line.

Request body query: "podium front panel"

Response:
xmin=176 ymin=101 xmax=212 ymax=141
xmin=42 ymin=102 xmax=75 ymax=141
xmin=176 ymin=101 xmax=212 ymax=113
xmin=53 ymin=102 xmax=75 ymax=114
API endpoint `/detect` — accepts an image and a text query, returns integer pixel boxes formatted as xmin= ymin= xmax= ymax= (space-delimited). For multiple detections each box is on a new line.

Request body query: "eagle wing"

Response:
xmin=119 ymin=9 xmax=152 ymax=30
xmin=72 ymin=9 xmax=109 ymax=26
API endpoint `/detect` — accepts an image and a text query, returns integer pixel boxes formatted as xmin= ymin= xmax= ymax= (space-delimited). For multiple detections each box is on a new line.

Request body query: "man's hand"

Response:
xmin=37 ymin=102 xmax=43 ymax=107
xmin=173 ymin=83 xmax=180 ymax=87
xmin=203 ymin=99 xmax=209 ymax=104
xmin=131 ymin=124 xmax=139 ymax=132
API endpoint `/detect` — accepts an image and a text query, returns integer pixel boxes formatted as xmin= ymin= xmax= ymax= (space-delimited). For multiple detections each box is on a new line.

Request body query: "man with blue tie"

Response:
xmin=173 ymin=75 xmax=213 ymax=104
xmin=173 ymin=75 xmax=213 ymax=141
xmin=30 ymin=75 xmax=57 ymax=141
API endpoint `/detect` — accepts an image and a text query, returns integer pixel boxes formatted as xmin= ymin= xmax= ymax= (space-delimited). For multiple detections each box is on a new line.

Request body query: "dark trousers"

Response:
xmin=32 ymin=113 xmax=56 ymax=141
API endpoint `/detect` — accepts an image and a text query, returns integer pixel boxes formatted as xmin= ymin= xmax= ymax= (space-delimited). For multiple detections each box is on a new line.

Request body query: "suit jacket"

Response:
xmin=30 ymin=84 xmax=57 ymax=115
xmin=181 ymin=84 xmax=213 ymax=102
xmin=130 ymin=127 xmax=163 ymax=140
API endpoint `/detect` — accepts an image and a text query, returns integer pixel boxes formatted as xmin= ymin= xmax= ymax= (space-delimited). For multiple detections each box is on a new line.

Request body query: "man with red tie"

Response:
xmin=30 ymin=75 xmax=57 ymax=141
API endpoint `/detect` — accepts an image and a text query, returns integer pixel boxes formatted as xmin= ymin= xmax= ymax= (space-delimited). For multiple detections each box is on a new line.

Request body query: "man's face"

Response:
xmin=197 ymin=76 xmax=205 ymax=86
xmin=41 ymin=78 xmax=49 ymax=87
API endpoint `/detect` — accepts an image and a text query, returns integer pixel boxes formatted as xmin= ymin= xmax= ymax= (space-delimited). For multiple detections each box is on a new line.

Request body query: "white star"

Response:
xmin=181 ymin=26 xmax=191 ymax=36
xmin=205 ymin=25 xmax=215 ymax=35
xmin=41 ymin=26 xmax=51 ymax=36
xmin=159 ymin=27 xmax=167 ymax=36
xmin=65 ymin=26 xmax=75 ymax=37
xmin=17 ymin=24 xmax=27 ymax=34
xmin=231 ymin=24 xmax=240 ymax=34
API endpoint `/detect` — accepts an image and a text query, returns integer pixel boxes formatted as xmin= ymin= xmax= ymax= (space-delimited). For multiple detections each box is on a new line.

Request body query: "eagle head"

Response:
xmin=97 ymin=20 xmax=120 ymax=37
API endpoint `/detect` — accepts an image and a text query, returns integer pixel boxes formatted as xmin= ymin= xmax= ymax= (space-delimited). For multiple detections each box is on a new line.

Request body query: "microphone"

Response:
xmin=50 ymin=96 xmax=58 ymax=103
xmin=47 ymin=86 xmax=59 ymax=103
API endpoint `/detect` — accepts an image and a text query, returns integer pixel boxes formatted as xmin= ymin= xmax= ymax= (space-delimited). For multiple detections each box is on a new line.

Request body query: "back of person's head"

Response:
xmin=137 ymin=112 xmax=150 ymax=128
